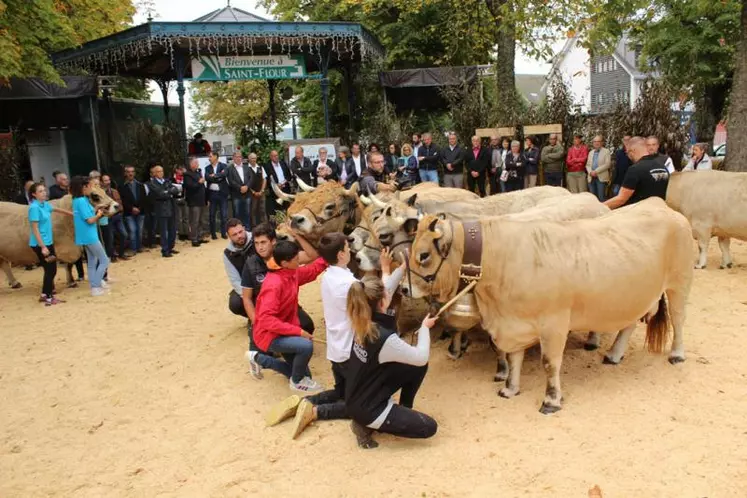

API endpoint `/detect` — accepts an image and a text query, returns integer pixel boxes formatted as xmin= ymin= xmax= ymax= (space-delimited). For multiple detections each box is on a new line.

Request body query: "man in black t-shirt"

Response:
xmin=240 ymin=222 xmax=318 ymax=354
xmin=604 ymin=136 xmax=670 ymax=209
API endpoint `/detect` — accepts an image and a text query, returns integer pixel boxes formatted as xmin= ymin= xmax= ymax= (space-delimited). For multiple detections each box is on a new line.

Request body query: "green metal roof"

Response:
xmin=52 ymin=21 xmax=385 ymax=79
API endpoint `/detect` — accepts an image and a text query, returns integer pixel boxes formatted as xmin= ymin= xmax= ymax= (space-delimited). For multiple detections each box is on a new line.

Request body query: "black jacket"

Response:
xmin=504 ymin=152 xmax=526 ymax=182
xmin=264 ymin=161 xmax=293 ymax=194
xmin=118 ymin=180 xmax=147 ymax=216
xmin=524 ymin=146 xmax=540 ymax=175
xmin=226 ymin=163 xmax=254 ymax=199
xmin=205 ymin=162 xmax=230 ymax=198
xmin=290 ymin=156 xmax=316 ymax=187
xmin=439 ymin=145 xmax=465 ymax=173
xmin=147 ymin=178 xmax=180 ymax=218
xmin=465 ymin=146 xmax=491 ymax=174
xmin=418 ymin=144 xmax=441 ymax=170
xmin=344 ymin=154 xmax=366 ymax=189
xmin=183 ymin=169 xmax=207 ymax=207
xmin=48 ymin=185 xmax=67 ymax=200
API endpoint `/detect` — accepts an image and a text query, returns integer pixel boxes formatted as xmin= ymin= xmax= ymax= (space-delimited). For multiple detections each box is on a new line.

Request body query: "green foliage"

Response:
xmin=239 ymin=126 xmax=282 ymax=164
xmin=110 ymin=77 xmax=152 ymax=101
xmin=126 ymin=121 xmax=183 ymax=179
xmin=0 ymin=134 xmax=23 ymax=201
xmin=0 ymin=0 xmax=136 ymax=83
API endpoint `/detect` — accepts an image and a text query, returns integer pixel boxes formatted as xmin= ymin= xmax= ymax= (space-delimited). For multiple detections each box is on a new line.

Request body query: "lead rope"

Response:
xmin=403 ymin=248 xmax=417 ymax=346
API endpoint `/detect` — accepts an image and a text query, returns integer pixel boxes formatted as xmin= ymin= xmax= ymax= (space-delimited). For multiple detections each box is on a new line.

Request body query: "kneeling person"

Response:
xmin=250 ymin=241 xmax=328 ymax=393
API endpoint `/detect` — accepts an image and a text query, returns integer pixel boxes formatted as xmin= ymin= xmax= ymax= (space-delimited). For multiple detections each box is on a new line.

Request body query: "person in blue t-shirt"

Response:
xmin=70 ymin=176 xmax=110 ymax=297
xmin=28 ymin=182 xmax=73 ymax=305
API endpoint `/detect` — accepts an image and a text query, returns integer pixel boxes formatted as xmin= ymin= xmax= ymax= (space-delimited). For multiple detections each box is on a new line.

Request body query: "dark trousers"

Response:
xmin=101 ymin=224 xmax=114 ymax=258
xmin=488 ymin=171 xmax=499 ymax=195
xmin=504 ymin=179 xmax=523 ymax=192
xmin=209 ymin=195 xmax=228 ymax=237
xmin=250 ymin=194 xmax=266 ymax=228
xmin=32 ymin=244 xmax=57 ymax=296
xmin=158 ymin=216 xmax=176 ymax=256
xmin=377 ymin=364 xmax=435 ymax=438
xmin=307 ymin=361 xmax=349 ymax=420
xmin=110 ymin=214 xmax=129 ymax=256
xmin=188 ymin=205 xmax=204 ymax=243
xmin=232 ymin=197 xmax=252 ymax=229
xmin=544 ymin=171 xmax=563 ymax=187
xmin=467 ymin=171 xmax=487 ymax=197
xmin=144 ymin=212 xmax=158 ymax=247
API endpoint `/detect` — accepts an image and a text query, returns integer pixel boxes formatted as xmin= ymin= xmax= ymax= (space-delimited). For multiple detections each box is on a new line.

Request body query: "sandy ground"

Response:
xmin=1 ymin=237 xmax=747 ymax=498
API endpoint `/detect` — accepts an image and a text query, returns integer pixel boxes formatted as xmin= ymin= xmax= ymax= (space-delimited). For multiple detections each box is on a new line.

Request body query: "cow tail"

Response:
xmin=645 ymin=295 xmax=670 ymax=354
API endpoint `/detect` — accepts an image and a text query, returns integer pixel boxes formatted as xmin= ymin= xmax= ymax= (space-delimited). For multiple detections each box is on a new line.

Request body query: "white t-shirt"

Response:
xmin=352 ymin=155 xmax=362 ymax=176
xmin=233 ymin=163 xmax=245 ymax=183
xmin=321 ymin=265 xmax=358 ymax=363
xmin=249 ymin=163 xmax=265 ymax=178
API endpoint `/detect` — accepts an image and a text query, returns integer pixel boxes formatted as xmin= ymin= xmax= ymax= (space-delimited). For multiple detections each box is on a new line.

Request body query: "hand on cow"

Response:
xmin=422 ymin=314 xmax=437 ymax=329
xmin=379 ymin=247 xmax=393 ymax=274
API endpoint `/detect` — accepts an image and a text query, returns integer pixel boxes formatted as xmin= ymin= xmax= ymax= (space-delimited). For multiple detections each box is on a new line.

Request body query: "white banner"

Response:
xmin=287 ymin=143 xmax=336 ymax=164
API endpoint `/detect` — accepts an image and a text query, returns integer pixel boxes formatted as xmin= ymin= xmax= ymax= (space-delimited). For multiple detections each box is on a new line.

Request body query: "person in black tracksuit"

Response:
xmin=343 ymin=276 xmax=438 ymax=449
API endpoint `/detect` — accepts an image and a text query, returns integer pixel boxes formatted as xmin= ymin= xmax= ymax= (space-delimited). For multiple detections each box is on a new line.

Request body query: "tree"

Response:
xmin=0 ymin=0 xmax=136 ymax=84
xmin=724 ymin=0 xmax=747 ymax=171
xmin=190 ymin=80 xmax=291 ymax=142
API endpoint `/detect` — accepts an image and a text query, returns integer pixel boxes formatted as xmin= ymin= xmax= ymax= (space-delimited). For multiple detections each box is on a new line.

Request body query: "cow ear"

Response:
xmin=428 ymin=217 xmax=443 ymax=239
xmin=385 ymin=206 xmax=392 ymax=217
xmin=404 ymin=218 xmax=419 ymax=237
xmin=406 ymin=193 xmax=418 ymax=207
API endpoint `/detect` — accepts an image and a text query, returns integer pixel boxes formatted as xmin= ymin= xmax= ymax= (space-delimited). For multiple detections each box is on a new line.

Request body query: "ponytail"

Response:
xmin=347 ymin=276 xmax=386 ymax=346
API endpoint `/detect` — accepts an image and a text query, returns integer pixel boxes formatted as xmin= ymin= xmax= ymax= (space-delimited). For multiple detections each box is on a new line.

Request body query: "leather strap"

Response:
xmin=459 ymin=221 xmax=483 ymax=290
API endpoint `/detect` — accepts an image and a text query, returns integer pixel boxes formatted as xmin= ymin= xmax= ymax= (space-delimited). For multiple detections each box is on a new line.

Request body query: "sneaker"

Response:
xmin=289 ymin=377 xmax=324 ymax=394
xmin=265 ymin=395 xmax=301 ymax=427
xmin=245 ymin=350 xmax=263 ymax=380
xmin=291 ymin=399 xmax=316 ymax=439
xmin=171 ymin=249 xmax=180 ymax=255
xmin=101 ymin=280 xmax=110 ymax=289
xmin=91 ymin=287 xmax=107 ymax=297
xmin=44 ymin=297 xmax=64 ymax=306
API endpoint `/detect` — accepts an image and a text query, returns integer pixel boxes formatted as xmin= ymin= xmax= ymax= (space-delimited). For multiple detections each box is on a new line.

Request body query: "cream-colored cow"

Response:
xmin=407 ymin=197 xmax=693 ymax=414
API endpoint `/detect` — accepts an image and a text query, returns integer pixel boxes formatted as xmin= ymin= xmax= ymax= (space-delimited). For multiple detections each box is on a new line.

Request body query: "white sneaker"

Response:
xmin=91 ymin=287 xmax=107 ymax=297
xmin=289 ymin=377 xmax=324 ymax=394
xmin=100 ymin=280 xmax=110 ymax=289
xmin=245 ymin=350 xmax=263 ymax=380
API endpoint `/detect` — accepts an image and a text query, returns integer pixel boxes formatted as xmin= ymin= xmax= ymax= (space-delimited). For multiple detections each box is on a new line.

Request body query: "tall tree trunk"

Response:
xmin=695 ymin=82 xmax=729 ymax=149
xmin=486 ymin=0 xmax=518 ymax=126
xmin=724 ymin=0 xmax=747 ymax=171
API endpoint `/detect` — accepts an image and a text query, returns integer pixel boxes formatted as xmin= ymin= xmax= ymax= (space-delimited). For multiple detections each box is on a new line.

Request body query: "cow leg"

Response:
xmin=693 ymin=227 xmax=710 ymax=269
xmin=718 ymin=237 xmax=733 ymax=269
xmin=65 ymin=264 xmax=74 ymax=287
xmin=666 ymin=288 xmax=687 ymax=364
xmin=498 ymin=349 xmax=524 ymax=399
xmin=539 ymin=331 xmax=570 ymax=414
xmin=494 ymin=349 xmax=508 ymax=382
xmin=447 ymin=330 xmax=464 ymax=360
xmin=602 ymin=324 xmax=636 ymax=365
xmin=584 ymin=332 xmax=600 ymax=351
xmin=1 ymin=259 xmax=22 ymax=289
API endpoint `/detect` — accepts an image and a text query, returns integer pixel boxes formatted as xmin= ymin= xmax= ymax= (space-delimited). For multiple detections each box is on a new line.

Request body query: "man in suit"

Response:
xmin=586 ymin=135 xmax=612 ymax=202
xmin=264 ymin=149 xmax=292 ymax=218
xmin=184 ymin=156 xmax=208 ymax=247
xmin=290 ymin=146 xmax=316 ymax=188
xmin=118 ymin=165 xmax=148 ymax=253
xmin=205 ymin=151 xmax=229 ymax=239
xmin=344 ymin=143 xmax=366 ymax=189
xmin=147 ymin=165 xmax=181 ymax=258
xmin=439 ymin=132 xmax=465 ymax=188
xmin=466 ymin=135 xmax=491 ymax=197
xmin=226 ymin=151 xmax=254 ymax=228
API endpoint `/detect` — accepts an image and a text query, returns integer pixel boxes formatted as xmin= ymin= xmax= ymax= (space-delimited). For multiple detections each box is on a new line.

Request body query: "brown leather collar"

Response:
xmin=459 ymin=220 xmax=483 ymax=290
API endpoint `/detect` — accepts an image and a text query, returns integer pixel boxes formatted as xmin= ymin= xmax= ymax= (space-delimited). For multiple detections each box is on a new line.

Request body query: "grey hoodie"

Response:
xmin=223 ymin=231 xmax=253 ymax=295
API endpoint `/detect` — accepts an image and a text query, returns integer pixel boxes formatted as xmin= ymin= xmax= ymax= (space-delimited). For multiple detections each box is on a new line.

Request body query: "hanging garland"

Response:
xmin=55 ymin=24 xmax=384 ymax=76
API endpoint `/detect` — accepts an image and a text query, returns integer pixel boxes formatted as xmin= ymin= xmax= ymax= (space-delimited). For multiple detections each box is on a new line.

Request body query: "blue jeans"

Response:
xmin=544 ymin=171 xmax=563 ymax=187
xmin=232 ymin=197 xmax=252 ymax=229
xmin=158 ymin=216 xmax=176 ymax=256
xmin=418 ymin=169 xmax=439 ymax=184
xmin=111 ymin=214 xmax=128 ymax=255
xmin=256 ymin=335 xmax=313 ymax=383
xmin=209 ymin=195 xmax=228 ymax=237
xmin=124 ymin=214 xmax=144 ymax=251
xmin=612 ymin=184 xmax=621 ymax=196
xmin=589 ymin=178 xmax=608 ymax=202
xmin=83 ymin=241 xmax=109 ymax=289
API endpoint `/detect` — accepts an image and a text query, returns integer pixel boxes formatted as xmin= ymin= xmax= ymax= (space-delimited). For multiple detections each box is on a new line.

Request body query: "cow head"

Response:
xmin=287 ymin=182 xmax=360 ymax=242
xmin=89 ymin=184 xmax=119 ymax=215
xmin=370 ymin=192 xmax=422 ymax=258
xmin=275 ymin=223 xmax=296 ymax=244
xmin=401 ymin=214 xmax=459 ymax=301
xmin=348 ymin=223 xmax=371 ymax=253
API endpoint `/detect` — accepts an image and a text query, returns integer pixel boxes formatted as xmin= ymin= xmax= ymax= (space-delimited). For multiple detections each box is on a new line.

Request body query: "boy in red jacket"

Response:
xmin=250 ymin=240 xmax=328 ymax=393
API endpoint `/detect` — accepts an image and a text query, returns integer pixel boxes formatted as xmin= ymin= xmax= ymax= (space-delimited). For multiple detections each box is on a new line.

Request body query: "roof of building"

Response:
xmin=192 ymin=4 xmax=271 ymax=23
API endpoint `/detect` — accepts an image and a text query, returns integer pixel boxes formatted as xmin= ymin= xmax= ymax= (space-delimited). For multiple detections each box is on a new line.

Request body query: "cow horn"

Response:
xmin=369 ymin=192 xmax=388 ymax=209
xmin=296 ymin=177 xmax=316 ymax=193
xmin=271 ymin=181 xmax=295 ymax=205
xmin=344 ymin=182 xmax=360 ymax=197
xmin=359 ymin=194 xmax=372 ymax=206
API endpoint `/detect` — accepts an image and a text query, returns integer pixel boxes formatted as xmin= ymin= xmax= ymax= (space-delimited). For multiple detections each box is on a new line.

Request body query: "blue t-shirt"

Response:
xmin=72 ymin=197 xmax=99 ymax=246
xmin=28 ymin=200 xmax=54 ymax=247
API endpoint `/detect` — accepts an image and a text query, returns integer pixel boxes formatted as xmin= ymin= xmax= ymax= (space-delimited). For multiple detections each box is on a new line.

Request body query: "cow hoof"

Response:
xmin=720 ymin=263 xmax=733 ymax=269
xmin=602 ymin=355 xmax=623 ymax=365
xmin=498 ymin=387 xmax=519 ymax=399
xmin=10 ymin=282 xmax=22 ymax=289
xmin=438 ymin=331 xmax=451 ymax=341
xmin=493 ymin=372 xmax=508 ymax=382
xmin=694 ymin=264 xmax=706 ymax=270
xmin=460 ymin=336 xmax=470 ymax=353
xmin=668 ymin=355 xmax=686 ymax=365
xmin=446 ymin=349 xmax=462 ymax=360
xmin=583 ymin=343 xmax=599 ymax=351
xmin=539 ymin=402 xmax=561 ymax=415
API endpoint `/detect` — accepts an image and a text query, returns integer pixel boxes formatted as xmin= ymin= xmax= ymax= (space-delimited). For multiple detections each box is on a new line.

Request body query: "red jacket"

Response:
xmin=253 ymin=257 xmax=328 ymax=352
xmin=566 ymin=145 xmax=589 ymax=173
